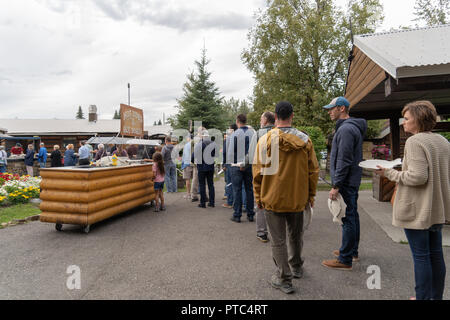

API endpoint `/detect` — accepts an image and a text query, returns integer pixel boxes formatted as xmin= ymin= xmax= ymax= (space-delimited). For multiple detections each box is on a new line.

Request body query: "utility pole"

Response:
xmin=128 ymin=83 xmax=131 ymax=106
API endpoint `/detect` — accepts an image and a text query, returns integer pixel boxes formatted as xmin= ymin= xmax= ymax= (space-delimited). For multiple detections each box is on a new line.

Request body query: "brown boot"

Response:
xmin=321 ymin=259 xmax=352 ymax=271
xmin=333 ymin=250 xmax=360 ymax=263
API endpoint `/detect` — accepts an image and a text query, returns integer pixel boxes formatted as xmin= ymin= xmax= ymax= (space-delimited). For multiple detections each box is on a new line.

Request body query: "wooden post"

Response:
xmin=390 ymin=117 xmax=400 ymax=160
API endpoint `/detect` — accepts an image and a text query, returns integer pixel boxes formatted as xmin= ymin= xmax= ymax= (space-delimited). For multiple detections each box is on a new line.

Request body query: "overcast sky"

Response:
xmin=0 ymin=0 xmax=420 ymax=125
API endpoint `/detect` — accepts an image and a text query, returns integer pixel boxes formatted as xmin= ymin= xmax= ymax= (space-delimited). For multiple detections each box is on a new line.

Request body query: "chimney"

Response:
xmin=88 ymin=105 xmax=98 ymax=122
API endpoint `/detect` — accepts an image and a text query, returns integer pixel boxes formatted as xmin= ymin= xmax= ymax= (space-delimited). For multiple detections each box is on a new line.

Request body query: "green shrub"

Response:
xmin=296 ymin=126 xmax=327 ymax=161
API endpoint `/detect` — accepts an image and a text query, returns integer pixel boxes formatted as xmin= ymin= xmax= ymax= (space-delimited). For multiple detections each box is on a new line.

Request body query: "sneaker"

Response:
xmin=191 ymin=197 xmax=199 ymax=202
xmin=222 ymin=196 xmax=227 ymax=200
xmin=154 ymin=207 xmax=160 ymax=212
xmin=183 ymin=194 xmax=191 ymax=199
xmin=333 ymin=250 xmax=360 ymax=262
xmin=198 ymin=203 xmax=206 ymax=208
xmin=208 ymin=203 xmax=215 ymax=208
xmin=230 ymin=216 xmax=241 ymax=223
xmin=256 ymin=234 xmax=269 ymax=243
xmin=247 ymin=215 xmax=254 ymax=222
xmin=159 ymin=206 xmax=166 ymax=211
xmin=292 ymin=268 xmax=303 ymax=279
xmin=270 ymin=275 xmax=295 ymax=294
xmin=321 ymin=259 xmax=352 ymax=271
xmin=222 ymin=203 xmax=233 ymax=209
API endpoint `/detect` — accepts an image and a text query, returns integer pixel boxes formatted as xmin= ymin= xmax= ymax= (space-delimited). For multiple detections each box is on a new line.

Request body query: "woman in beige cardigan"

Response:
xmin=377 ymin=101 xmax=450 ymax=300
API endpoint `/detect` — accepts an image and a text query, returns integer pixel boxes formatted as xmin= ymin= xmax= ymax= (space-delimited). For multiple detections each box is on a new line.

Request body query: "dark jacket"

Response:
xmin=64 ymin=149 xmax=77 ymax=167
xmin=162 ymin=144 xmax=175 ymax=165
xmin=50 ymin=150 xmax=63 ymax=167
xmin=192 ymin=138 xmax=216 ymax=172
xmin=330 ymin=118 xmax=367 ymax=188
xmin=228 ymin=126 xmax=255 ymax=165
xmin=24 ymin=149 xmax=35 ymax=166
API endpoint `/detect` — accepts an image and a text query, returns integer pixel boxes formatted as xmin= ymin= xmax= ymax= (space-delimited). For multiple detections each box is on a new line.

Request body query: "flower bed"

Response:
xmin=0 ymin=173 xmax=41 ymax=206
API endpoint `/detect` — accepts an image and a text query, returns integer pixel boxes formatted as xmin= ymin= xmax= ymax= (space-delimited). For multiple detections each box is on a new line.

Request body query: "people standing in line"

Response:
xmin=152 ymin=152 xmax=166 ymax=212
xmin=24 ymin=144 xmax=35 ymax=176
xmin=376 ymin=101 xmax=450 ymax=300
xmin=50 ymin=145 xmax=63 ymax=167
xmin=228 ymin=114 xmax=256 ymax=223
xmin=190 ymin=127 xmax=205 ymax=202
xmin=64 ymin=144 xmax=77 ymax=167
xmin=94 ymin=143 xmax=107 ymax=161
xmin=0 ymin=146 xmax=7 ymax=173
xmin=192 ymin=129 xmax=216 ymax=208
xmin=222 ymin=124 xmax=238 ymax=209
xmin=10 ymin=143 xmax=24 ymax=155
xmin=162 ymin=136 xmax=177 ymax=193
xmin=78 ymin=141 xmax=90 ymax=166
xmin=254 ymin=111 xmax=276 ymax=243
xmin=113 ymin=145 xmax=128 ymax=158
xmin=37 ymin=143 xmax=47 ymax=169
xmin=253 ymin=101 xmax=319 ymax=294
xmin=181 ymin=136 xmax=194 ymax=199
xmin=321 ymin=97 xmax=367 ymax=271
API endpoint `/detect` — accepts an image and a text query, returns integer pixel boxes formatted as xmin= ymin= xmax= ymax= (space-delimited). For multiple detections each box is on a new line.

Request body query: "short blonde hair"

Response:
xmin=402 ymin=100 xmax=437 ymax=132
xmin=53 ymin=145 xmax=60 ymax=150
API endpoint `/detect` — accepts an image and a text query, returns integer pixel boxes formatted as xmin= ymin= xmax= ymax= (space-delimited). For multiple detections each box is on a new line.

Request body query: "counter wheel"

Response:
xmin=55 ymin=223 xmax=63 ymax=232
xmin=83 ymin=225 xmax=90 ymax=234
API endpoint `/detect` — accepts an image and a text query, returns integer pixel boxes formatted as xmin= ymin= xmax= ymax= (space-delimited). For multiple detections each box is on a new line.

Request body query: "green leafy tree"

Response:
xmin=414 ymin=0 xmax=449 ymax=25
xmin=242 ymin=0 xmax=384 ymax=135
xmin=171 ymin=48 xmax=226 ymax=131
xmin=76 ymin=106 xmax=85 ymax=119
xmin=223 ymin=98 xmax=253 ymax=126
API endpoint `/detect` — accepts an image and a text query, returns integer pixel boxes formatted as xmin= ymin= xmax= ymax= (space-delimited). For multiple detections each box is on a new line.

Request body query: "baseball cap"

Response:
xmin=323 ymin=97 xmax=350 ymax=110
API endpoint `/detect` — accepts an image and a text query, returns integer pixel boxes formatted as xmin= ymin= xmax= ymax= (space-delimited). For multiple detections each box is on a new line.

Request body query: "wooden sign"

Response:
xmin=120 ymin=104 xmax=144 ymax=137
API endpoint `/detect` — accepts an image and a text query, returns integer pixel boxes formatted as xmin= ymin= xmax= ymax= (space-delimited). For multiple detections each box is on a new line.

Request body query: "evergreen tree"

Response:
xmin=113 ymin=110 xmax=121 ymax=119
xmin=158 ymin=119 xmax=162 ymax=125
xmin=242 ymin=0 xmax=384 ymax=135
xmin=171 ymin=48 xmax=225 ymax=131
xmin=76 ymin=106 xmax=85 ymax=119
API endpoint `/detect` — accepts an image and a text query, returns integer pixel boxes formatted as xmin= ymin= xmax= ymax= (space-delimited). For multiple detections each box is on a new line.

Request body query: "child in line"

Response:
xmin=152 ymin=152 xmax=166 ymax=212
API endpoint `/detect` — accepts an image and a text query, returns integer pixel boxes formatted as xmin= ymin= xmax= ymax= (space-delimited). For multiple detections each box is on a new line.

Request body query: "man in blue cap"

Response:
xmin=321 ymin=97 xmax=367 ymax=271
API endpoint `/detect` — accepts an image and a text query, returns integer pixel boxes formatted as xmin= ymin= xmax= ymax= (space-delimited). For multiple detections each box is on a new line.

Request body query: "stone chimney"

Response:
xmin=88 ymin=105 xmax=98 ymax=122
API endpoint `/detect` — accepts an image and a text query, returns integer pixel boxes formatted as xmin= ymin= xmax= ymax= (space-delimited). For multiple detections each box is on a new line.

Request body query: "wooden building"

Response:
xmin=346 ymin=24 xmax=450 ymax=160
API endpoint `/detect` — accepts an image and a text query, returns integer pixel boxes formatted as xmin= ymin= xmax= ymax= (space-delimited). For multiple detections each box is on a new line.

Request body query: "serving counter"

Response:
xmin=39 ymin=164 xmax=155 ymax=233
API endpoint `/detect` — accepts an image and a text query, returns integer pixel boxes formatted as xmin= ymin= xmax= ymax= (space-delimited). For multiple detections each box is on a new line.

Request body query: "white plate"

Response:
xmin=359 ymin=158 xmax=402 ymax=171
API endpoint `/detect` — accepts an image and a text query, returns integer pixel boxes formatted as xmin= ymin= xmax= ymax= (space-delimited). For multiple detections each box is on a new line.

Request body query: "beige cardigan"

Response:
xmin=385 ymin=133 xmax=450 ymax=230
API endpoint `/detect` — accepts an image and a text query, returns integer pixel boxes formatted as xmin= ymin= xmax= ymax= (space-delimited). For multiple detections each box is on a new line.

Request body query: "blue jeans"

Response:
xmin=0 ymin=165 xmax=6 ymax=173
xmin=231 ymin=166 xmax=254 ymax=218
xmin=338 ymin=185 xmax=360 ymax=266
xmin=225 ymin=165 xmax=234 ymax=205
xmin=39 ymin=162 xmax=46 ymax=169
xmin=198 ymin=170 xmax=215 ymax=206
xmin=404 ymin=225 xmax=446 ymax=300
xmin=164 ymin=163 xmax=177 ymax=192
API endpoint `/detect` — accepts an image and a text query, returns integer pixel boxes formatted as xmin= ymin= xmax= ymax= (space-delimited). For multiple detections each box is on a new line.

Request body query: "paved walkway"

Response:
xmin=0 ymin=178 xmax=449 ymax=300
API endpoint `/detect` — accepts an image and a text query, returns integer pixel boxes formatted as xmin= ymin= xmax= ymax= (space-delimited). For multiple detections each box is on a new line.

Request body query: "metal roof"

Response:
xmin=354 ymin=24 xmax=450 ymax=79
xmin=0 ymin=119 xmax=173 ymax=137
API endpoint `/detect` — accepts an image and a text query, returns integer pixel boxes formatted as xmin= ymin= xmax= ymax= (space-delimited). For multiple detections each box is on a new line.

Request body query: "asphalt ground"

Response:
xmin=0 ymin=178 xmax=449 ymax=300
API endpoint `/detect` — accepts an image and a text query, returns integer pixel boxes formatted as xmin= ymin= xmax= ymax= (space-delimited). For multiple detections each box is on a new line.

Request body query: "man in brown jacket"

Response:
xmin=253 ymin=101 xmax=319 ymax=294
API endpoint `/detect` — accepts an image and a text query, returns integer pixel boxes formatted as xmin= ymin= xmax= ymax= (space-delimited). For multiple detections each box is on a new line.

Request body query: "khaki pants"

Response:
xmin=26 ymin=166 xmax=34 ymax=177
xmin=265 ymin=210 xmax=304 ymax=285
xmin=190 ymin=165 xmax=199 ymax=199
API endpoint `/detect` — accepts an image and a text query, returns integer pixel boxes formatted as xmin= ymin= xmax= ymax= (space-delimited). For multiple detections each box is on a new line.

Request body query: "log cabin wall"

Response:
xmin=39 ymin=164 xmax=155 ymax=226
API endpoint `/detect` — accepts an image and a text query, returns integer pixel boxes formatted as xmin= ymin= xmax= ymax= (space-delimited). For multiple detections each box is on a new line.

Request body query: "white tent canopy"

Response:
xmin=86 ymin=137 xmax=160 ymax=146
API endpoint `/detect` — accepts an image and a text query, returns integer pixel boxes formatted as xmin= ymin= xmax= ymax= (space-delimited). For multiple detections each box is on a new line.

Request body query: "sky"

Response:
xmin=0 ymin=0 xmax=420 ymax=125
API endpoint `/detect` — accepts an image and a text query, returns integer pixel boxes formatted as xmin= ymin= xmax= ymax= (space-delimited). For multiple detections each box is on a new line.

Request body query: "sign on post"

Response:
xmin=120 ymin=104 xmax=144 ymax=137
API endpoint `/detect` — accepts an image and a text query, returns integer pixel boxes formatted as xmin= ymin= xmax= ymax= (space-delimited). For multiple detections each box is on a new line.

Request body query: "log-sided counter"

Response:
xmin=39 ymin=164 xmax=155 ymax=233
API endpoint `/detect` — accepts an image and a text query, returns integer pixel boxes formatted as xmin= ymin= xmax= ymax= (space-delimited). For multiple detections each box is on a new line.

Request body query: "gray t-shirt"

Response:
xmin=161 ymin=144 xmax=174 ymax=165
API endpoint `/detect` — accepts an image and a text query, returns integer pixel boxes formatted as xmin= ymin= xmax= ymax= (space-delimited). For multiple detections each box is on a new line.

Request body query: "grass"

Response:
xmin=0 ymin=204 xmax=41 ymax=225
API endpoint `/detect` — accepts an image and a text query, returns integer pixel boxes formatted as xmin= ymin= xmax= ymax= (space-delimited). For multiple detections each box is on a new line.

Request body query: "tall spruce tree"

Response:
xmin=76 ymin=106 xmax=85 ymax=119
xmin=113 ymin=110 xmax=121 ymax=119
xmin=171 ymin=48 xmax=225 ymax=131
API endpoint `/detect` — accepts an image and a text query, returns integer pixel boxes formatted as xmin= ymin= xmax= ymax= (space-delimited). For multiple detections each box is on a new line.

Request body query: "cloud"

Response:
xmin=92 ymin=0 xmax=253 ymax=30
